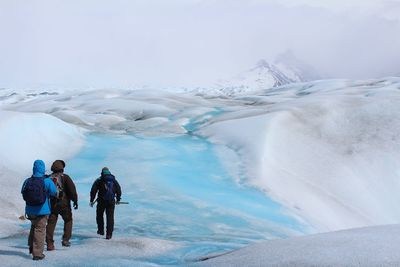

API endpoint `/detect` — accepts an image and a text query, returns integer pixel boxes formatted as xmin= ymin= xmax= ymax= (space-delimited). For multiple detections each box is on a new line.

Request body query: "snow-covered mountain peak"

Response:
xmin=208 ymin=58 xmax=302 ymax=96
xmin=197 ymin=51 xmax=323 ymax=97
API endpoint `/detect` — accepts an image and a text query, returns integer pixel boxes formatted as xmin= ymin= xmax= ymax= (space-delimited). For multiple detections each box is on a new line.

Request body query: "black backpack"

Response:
xmin=22 ymin=176 xmax=46 ymax=206
xmin=103 ymin=175 xmax=115 ymax=202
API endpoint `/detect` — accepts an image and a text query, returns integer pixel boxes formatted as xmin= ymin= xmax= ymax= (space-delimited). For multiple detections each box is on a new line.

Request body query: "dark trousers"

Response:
xmin=46 ymin=206 xmax=73 ymax=244
xmin=96 ymin=201 xmax=115 ymax=235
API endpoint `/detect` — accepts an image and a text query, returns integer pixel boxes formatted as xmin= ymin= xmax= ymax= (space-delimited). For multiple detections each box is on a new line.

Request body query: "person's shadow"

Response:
xmin=0 ymin=247 xmax=31 ymax=259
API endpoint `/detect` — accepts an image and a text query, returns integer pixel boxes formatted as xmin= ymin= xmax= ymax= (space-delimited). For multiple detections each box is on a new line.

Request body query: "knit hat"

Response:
xmin=101 ymin=167 xmax=111 ymax=175
xmin=51 ymin=160 xmax=65 ymax=173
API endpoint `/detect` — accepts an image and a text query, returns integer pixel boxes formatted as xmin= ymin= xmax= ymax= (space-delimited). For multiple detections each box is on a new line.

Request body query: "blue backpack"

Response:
xmin=103 ymin=175 xmax=115 ymax=202
xmin=22 ymin=176 xmax=46 ymax=206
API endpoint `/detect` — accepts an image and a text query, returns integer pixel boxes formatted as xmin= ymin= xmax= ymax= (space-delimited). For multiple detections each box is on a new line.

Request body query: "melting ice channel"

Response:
xmin=70 ymin=133 xmax=307 ymax=264
xmin=10 ymin=133 xmax=308 ymax=266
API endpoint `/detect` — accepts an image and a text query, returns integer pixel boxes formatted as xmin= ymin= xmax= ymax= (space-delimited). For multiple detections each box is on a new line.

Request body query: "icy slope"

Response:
xmin=200 ymin=78 xmax=400 ymax=231
xmin=195 ymin=224 xmax=400 ymax=267
xmin=0 ymin=110 xmax=84 ymax=237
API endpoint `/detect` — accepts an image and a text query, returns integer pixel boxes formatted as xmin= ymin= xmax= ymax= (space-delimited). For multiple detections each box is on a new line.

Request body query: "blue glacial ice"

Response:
xmin=65 ymin=133 xmax=307 ymax=265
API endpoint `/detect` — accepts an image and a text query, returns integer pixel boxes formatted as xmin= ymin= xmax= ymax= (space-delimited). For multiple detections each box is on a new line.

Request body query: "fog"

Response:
xmin=0 ymin=0 xmax=399 ymax=89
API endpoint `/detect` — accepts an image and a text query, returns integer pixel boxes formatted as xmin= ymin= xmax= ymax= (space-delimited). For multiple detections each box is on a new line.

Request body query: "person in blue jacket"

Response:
xmin=21 ymin=160 xmax=56 ymax=261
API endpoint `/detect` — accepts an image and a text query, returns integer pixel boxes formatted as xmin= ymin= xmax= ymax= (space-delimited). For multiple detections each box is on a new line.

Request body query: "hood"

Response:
xmin=51 ymin=160 xmax=65 ymax=173
xmin=33 ymin=160 xmax=46 ymax=177
xmin=101 ymin=173 xmax=115 ymax=181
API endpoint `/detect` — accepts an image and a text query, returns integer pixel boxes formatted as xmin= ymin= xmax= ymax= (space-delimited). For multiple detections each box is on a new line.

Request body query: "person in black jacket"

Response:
xmin=90 ymin=167 xmax=122 ymax=240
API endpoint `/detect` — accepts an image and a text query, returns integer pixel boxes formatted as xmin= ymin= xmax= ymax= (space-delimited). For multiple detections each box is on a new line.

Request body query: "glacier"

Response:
xmin=1 ymin=77 xmax=400 ymax=265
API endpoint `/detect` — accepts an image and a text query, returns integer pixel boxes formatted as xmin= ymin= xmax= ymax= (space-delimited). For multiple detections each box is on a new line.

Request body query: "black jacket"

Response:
xmin=90 ymin=174 xmax=122 ymax=203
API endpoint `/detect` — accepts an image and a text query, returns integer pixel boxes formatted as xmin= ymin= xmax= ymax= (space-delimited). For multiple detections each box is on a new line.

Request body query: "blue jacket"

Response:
xmin=21 ymin=160 xmax=57 ymax=216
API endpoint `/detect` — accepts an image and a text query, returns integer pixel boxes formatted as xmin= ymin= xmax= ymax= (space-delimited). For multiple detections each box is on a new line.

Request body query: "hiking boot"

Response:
xmin=47 ymin=243 xmax=55 ymax=251
xmin=33 ymin=254 xmax=45 ymax=261
xmin=29 ymin=246 xmax=33 ymax=254
xmin=106 ymin=234 xmax=112 ymax=240
xmin=97 ymin=230 xmax=104 ymax=236
xmin=61 ymin=240 xmax=71 ymax=247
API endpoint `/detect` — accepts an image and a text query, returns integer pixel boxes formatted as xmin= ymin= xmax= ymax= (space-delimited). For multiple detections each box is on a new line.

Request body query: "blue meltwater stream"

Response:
xmin=64 ymin=133 xmax=307 ymax=265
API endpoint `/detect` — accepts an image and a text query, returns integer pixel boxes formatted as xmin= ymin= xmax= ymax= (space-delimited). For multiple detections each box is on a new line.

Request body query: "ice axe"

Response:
xmin=116 ymin=201 xmax=129 ymax=205
xmin=90 ymin=199 xmax=129 ymax=207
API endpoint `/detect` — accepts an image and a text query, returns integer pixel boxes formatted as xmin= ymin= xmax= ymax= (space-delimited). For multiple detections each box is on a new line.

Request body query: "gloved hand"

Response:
xmin=73 ymin=202 xmax=78 ymax=210
xmin=90 ymin=202 xmax=95 ymax=207
xmin=116 ymin=200 xmax=121 ymax=205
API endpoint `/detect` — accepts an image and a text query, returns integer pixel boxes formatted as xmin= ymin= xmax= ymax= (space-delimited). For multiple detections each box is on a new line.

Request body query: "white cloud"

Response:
xmin=0 ymin=0 xmax=399 ymax=89
xmin=255 ymin=0 xmax=392 ymax=13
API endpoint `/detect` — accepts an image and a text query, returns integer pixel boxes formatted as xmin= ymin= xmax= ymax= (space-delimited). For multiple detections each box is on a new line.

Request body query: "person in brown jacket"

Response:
xmin=46 ymin=160 xmax=78 ymax=250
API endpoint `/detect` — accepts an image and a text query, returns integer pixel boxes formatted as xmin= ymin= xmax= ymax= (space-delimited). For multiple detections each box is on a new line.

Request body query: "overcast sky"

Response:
xmin=1 ymin=0 xmax=400 ymax=89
